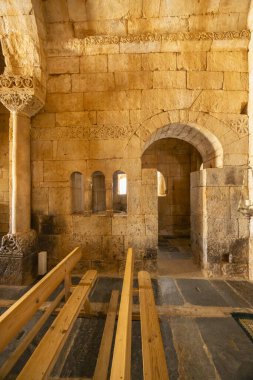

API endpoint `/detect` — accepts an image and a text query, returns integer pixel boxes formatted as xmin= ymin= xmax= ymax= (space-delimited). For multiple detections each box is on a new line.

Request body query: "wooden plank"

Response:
xmin=110 ymin=248 xmax=134 ymax=380
xmin=93 ymin=290 xmax=119 ymax=380
xmin=0 ymin=247 xmax=81 ymax=353
xmin=0 ymin=288 xmax=65 ymax=379
xmin=16 ymin=270 xmax=97 ymax=380
xmin=138 ymin=271 xmax=169 ymax=380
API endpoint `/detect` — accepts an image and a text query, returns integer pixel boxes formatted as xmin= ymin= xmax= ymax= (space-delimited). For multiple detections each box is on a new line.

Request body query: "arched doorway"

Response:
xmin=141 ymin=123 xmax=223 ymax=276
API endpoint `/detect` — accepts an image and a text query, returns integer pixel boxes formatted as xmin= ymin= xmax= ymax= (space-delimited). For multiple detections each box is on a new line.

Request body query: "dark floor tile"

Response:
xmin=58 ymin=318 xmax=105 ymax=378
xmin=227 ymin=281 xmax=253 ymax=307
xmin=211 ymin=280 xmax=250 ymax=308
xmin=170 ymin=317 xmax=217 ymax=379
xmin=160 ymin=317 xmax=179 ymax=380
xmin=197 ymin=317 xmax=253 ymax=380
xmin=89 ymin=277 xmax=123 ymax=303
xmin=156 ymin=278 xmax=184 ymax=306
xmin=176 ymin=279 xmax=229 ymax=307
xmin=131 ymin=320 xmax=143 ymax=380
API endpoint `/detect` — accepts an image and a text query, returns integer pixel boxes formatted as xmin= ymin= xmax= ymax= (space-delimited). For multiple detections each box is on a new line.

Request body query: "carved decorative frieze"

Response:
xmin=90 ymin=125 xmax=135 ymax=139
xmin=85 ymin=30 xmax=250 ymax=45
xmin=0 ymin=230 xmax=37 ymax=257
xmin=0 ymin=75 xmax=45 ymax=117
xmin=47 ymin=30 xmax=250 ymax=55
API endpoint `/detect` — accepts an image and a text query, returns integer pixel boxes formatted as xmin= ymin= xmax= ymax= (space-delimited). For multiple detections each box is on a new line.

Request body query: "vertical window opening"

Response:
xmin=92 ymin=171 xmax=106 ymax=213
xmin=113 ymin=171 xmax=127 ymax=213
xmin=71 ymin=172 xmax=84 ymax=213
xmin=157 ymin=171 xmax=166 ymax=197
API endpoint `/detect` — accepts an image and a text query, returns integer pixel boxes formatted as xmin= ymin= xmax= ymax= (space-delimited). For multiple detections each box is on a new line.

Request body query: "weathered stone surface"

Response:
xmin=207 ymin=51 xmax=248 ymax=72
xmin=47 ymin=57 xmax=80 ymax=74
xmin=154 ymin=71 xmax=186 ymax=89
xmin=187 ymin=71 xmax=223 ymax=90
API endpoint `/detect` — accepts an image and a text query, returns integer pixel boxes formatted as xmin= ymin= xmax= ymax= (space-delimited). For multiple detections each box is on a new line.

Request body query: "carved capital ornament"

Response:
xmin=0 ymin=75 xmax=44 ymax=117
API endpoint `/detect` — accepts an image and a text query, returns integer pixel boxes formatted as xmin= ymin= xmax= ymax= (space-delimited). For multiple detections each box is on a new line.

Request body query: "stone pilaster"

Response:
xmin=0 ymin=75 xmax=44 ymax=284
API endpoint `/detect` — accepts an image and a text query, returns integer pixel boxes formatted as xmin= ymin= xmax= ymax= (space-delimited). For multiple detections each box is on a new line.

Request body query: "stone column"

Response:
xmin=84 ymin=177 xmax=92 ymax=215
xmin=0 ymin=75 xmax=44 ymax=284
xmin=105 ymin=178 xmax=113 ymax=215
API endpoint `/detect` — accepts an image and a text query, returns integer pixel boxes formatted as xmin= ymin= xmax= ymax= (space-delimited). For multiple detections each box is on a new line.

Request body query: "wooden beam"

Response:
xmin=93 ymin=290 xmax=119 ymax=380
xmin=0 ymin=247 xmax=81 ymax=354
xmin=0 ymin=247 xmax=81 ymax=352
xmin=17 ymin=270 xmax=97 ymax=380
xmin=110 ymin=248 xmax=134 ymax=380
xmin=0 ymin=289 xmax=65 ymax=379
xmin=16 ymin=270 xmax=97 ymax=380
xmin=138 ymin=271 xmax=169 ymax=380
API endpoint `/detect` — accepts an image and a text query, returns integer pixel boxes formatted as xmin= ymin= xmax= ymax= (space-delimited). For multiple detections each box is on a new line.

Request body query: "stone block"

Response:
xmin=108 ymin=53 xmax=141 ymax=72
xmin=192 ymin=90 xmax=248 ymax=114
xmin=47 ymin=57 xmax=80 ymax=74
xmin=45 ymin=0 xmax=69 ymax=22
xmin=32 ymin=161 xmax=43 ymax=183
xmin=83 ymin=90 xmax=141 ymax=110
xmin=45 ymin=93 xmax=83 ymax=112
xmin=80 ymin=55 xmax=108 ymax=73
xmin=85 ymin=43 xmax=120 ymax=55
xmin=72 ymin=73 xmax=115 ymax=92
xmin=47 ymin=22 xmax=74 ymax=41
xmin=44 ymin=160 xmax=85 ymax=182
xmin=120 ymin=40 xmax=161 ymax=54
xmin=47 ymin=74 xmax=71 ymax=93
xmin=97 ymin=110 xmax=129 ymax=125
xmin=67 ymin=0 xmax=88 ymax=22
xmin=153 ymin=71 xmax=186 ymax=89
xmin=141 ymin=52 xmax=177 ymax=71
xmin=207 ymin=52 xmax=248 ymax=72
xmin=32 ymin=188 xmax=49 ymax=214
xmin=187 ymin=71 xmax=223 ymax=90
xmin=72 ymin=215 xmax=112 ymax=236
xmin=115 ymin=71 xmax=153 ymax=90
xmin=89 ymin=139 xmax=126 ymax=159
xmin=49 ymin=187 xmax=71 ymax=215
xmin=177 ymin=52 xmax=207 ymax=70
xmin=80 ymin=236 xmax=103 ymax=260
xmin=205 ymin=167 xmax=244 ymax=187
xmin=32 ymin=113 xmax=56 ymax=128
xmin=74 ymin=20 xmax=126 ymax=38
xmin=55 ymin=139 xmax=89 ymax=160
xmin=141 ymin=89 xmax=200 ymax=110
xmin=112 ymin=215 xmax=127 ymax=235
xmin=56 ymin=111 xmax=96 ymax=127
xmin=206 ymin=187 xmax=230 ymax=219
xmin=102 ymin=235 xmax=125 ymax=260
xmin=128 ymin=16 xmax=188 ymax=34
xmin=223 ymin=72 xmax=249 ymax=91
xmin=31 ymin=140 xmax=53 ymax=160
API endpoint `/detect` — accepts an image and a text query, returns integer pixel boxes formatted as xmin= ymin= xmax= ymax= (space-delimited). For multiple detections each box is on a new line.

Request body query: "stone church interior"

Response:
xmin=1 ymin=0 xmax=253 ymax=379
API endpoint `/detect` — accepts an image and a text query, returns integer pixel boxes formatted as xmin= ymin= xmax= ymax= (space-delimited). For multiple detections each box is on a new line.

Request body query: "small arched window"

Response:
xmin=71 ymin=172 xmax=84 ymax=213
xmin=92 ymin=171 xmax=106 ymax=213
xmin=157 ymin=171 xmax=166 ymax=197
xmin=113 ymin=171 xmax=127 ymax=213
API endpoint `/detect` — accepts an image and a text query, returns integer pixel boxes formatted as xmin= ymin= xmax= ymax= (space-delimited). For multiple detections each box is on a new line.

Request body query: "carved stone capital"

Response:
xmin=0 ymin=230 xmax=37 ymax=257
xmin=0 ymin=75 xmax=45 ymax=117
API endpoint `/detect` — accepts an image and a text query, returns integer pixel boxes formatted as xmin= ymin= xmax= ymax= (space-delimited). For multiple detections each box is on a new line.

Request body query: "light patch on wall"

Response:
xmin=157 ymin=171 xmax=166 ymax=197
xmin=118 ymin=173 xmax=127 ymax=195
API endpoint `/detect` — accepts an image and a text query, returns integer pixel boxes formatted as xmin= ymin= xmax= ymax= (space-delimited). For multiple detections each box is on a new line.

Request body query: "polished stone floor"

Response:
xmin=1 ymin=239 xmax=253 ymax=379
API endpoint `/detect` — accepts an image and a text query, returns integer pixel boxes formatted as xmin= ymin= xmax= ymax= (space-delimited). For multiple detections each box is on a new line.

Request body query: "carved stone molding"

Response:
xmin=0 ymin=75 xmax=45 ymax=117
xmin=47 ymin=30 xmax=250 ymax=55
xmin=0 ymin=230 xmax=37 ymax=257
xmin=84 ymin=29 xmax=250 ymax=45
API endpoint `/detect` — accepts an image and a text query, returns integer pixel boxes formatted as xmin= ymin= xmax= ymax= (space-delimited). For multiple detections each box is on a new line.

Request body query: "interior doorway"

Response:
xmin=142 ymin=137 xmax=203 ymax=276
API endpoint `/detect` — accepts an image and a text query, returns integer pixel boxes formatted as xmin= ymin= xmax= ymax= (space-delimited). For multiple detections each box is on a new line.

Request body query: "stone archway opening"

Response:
xmin=141 ymin=123 xmax=223 ymax=276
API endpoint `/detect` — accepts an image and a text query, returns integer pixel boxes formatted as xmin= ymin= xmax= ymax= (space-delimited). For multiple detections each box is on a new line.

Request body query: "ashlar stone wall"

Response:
xmin=28 ymin=0 xmax=251 ymax=277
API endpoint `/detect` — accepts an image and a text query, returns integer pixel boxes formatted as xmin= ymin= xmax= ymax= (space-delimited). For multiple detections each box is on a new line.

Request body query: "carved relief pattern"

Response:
xmin=84 ymin=30 xmax=250 ymax=46
xmin=90 ymin=125 xmax=136 ymax=139
xmin=227 ymin=117 xmax=249 ymax=137
xmin=0 ymin=230 xmax=37 ymax=257
xmin=0 ymin=75 xmax=44 ymax=117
